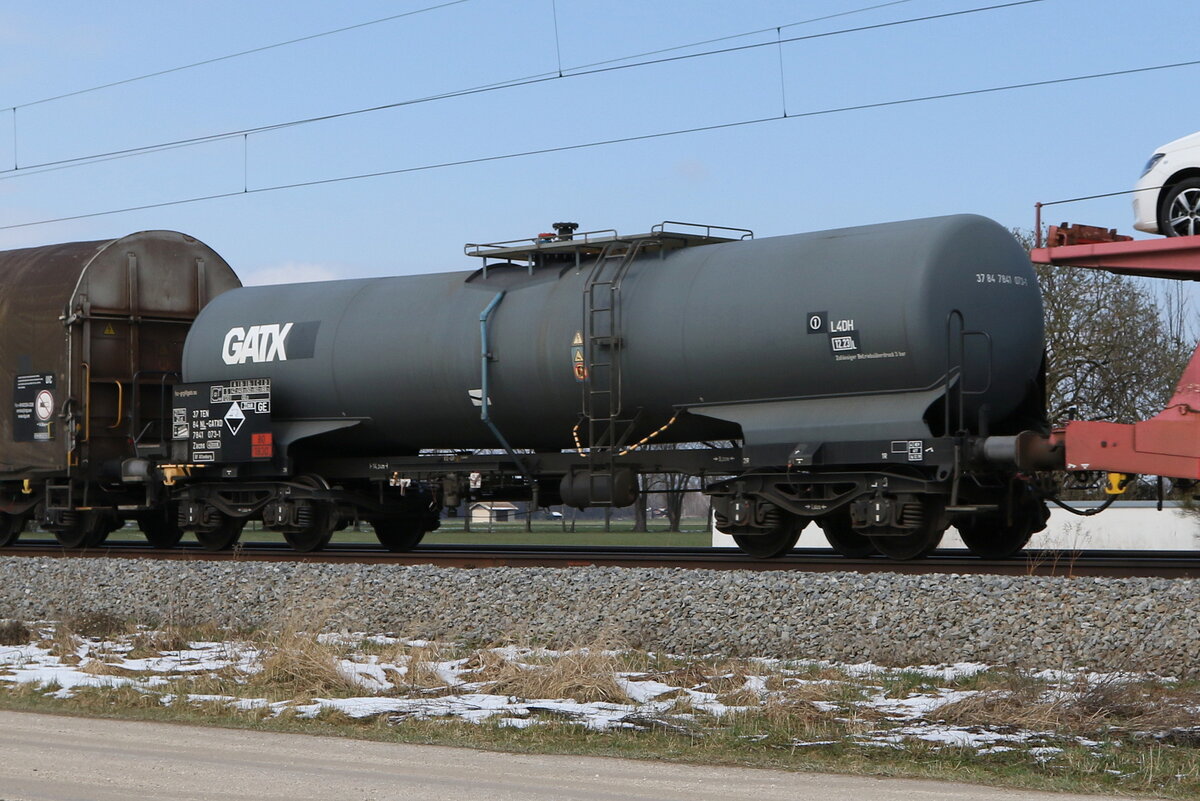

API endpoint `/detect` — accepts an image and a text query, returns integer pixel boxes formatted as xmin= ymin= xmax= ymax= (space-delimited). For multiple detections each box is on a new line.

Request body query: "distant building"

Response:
xmin=469 ymin=502 xmax=519 ymax=525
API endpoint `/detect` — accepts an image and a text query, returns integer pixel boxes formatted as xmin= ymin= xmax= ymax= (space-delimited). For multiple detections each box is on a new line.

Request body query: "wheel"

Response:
xmin=140 ymin=507 xmax=184 ymax=549
xmin=1159 ymin=178 xmax=1200 ymax=237
xmin=278 ymin=476 xmax=338 ymax=553
xmin=866 ymin=497 xmax=947 ymax=561
xmin=194 ymin=513 xmax=245 ymax=551
xmin=732 ymin=517 xmax=804 ymax=559
xmin=0 ymin=512 xmax=27 ymax=547
xmin=53 ymin=510 xmax=112 ymax=549
xmin=282 ymin=502 xmax=337 ymax=553
xmin=956 ymin=489 xmax=1048 ymax=559
xmin=282 ymin=528 xmax=333 ymax=552
xmin=818 ymin=511 xmax=877 ymax=558
xmin=372 ymin=518 xmax=426 ymax=552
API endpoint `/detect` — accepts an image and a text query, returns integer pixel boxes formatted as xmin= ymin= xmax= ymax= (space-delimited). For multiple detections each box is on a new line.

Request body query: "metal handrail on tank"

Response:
xmin=651 ymin=221 xmax=754 ymax=240
xmin=465 ymin=221 xmax=751 ymax=262
xmin=464 ymin=228 xmax=621 ymax=258
xmin=943 ymin=310 xmax=994 ymax=438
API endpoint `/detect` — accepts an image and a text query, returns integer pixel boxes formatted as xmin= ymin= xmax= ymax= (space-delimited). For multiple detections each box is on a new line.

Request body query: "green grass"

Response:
xmin=1 ymin=690 xmax=1197 ymax=799
xmin=99 ymin=519 xmax=714 ymax=548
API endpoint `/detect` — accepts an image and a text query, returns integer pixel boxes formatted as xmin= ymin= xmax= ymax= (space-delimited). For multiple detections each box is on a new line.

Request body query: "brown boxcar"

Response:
xmin=0 ymin=231 xmax=240 ymax=546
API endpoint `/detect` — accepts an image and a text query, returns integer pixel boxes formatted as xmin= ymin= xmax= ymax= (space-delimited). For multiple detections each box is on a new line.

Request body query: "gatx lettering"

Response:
xmin=222 ymin=323 xmax=294 ymax=365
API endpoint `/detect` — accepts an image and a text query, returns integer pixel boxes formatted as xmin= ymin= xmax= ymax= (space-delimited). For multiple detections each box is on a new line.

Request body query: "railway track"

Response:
xmin=1 ymin=540 xmax=1198 ymax=578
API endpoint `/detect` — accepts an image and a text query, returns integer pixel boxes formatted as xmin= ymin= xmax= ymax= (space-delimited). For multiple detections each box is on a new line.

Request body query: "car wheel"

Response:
xmin=1159 ymin=177 xmax=1200 ymax=237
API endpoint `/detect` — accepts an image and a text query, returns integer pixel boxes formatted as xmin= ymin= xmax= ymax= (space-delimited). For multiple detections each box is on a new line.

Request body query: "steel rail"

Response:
xmin=1 ymin=541 xmax=1198 ymax=578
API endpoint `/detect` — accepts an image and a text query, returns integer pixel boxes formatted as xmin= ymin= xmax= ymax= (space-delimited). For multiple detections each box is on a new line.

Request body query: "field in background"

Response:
xmin=98 ymin=519 xmax=715 ymax=549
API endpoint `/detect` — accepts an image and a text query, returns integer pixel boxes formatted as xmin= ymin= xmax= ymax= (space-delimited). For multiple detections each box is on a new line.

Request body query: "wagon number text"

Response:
xmin=975 ymin=273 xmax=1027 ymax=286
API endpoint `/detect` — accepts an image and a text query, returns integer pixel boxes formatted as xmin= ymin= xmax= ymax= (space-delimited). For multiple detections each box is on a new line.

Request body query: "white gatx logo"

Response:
xmin=222 ymin=323 xmax=294 ymax=365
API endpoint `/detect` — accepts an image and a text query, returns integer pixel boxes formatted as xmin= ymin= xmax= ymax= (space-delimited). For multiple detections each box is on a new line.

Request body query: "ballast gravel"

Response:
xmin=1 ymin=557 xmax=1196 ymax=676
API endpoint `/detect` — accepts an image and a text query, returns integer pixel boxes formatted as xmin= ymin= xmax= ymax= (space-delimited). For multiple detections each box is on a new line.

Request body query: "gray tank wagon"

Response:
xmin=172 ymin=215 xmax=1049 ymax=559
xmin=0 ymin=232 xmax=240 ymax=548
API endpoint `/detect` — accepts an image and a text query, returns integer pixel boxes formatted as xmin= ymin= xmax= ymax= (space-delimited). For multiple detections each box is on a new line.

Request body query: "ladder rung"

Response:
xmin=582 ymin=243 xmax=638 ymax=456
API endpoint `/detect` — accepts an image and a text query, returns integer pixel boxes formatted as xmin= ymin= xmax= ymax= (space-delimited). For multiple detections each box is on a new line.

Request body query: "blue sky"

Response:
xmin=0 ymin=0 xmax=1194 ymax=284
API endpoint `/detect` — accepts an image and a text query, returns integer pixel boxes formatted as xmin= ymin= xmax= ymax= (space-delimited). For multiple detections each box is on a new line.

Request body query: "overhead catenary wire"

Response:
xmin=6 ymin=0 xmax=920 ymax=116
xmin=1 ymin=56 xmax=1196 ymax=233
xmin=3 ymin=0 xmax=472 ymax=111
xmin=0 ymin=0 xmax=1044 ymax=181
xmin=550 ymin=0 xmax=564 ymax=78
xmin=569 ymin=0 xmax=921 ymax=71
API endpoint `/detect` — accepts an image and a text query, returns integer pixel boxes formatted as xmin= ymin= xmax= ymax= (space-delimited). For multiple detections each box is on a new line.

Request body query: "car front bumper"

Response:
xmin=1132 ymin=171 xmax=1163 ymax=234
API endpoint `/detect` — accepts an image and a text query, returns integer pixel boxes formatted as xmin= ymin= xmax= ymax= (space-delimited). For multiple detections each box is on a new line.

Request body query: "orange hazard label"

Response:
xmin=571 ymin=345 xmax=586 ymax=381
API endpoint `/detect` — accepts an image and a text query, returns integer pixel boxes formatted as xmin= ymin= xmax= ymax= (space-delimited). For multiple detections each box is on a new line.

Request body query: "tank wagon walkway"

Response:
xmin=0 ymin=710 xmax=1114 ymax=801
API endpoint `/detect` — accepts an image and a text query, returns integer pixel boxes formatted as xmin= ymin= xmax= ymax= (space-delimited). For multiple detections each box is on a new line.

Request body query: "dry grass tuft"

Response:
xmin=717 ymin=687 xmax=764 ymax=707
xmin=130 ymin=627 xmax=190 ymax=655
xmin=66 ymin=684 xmax=164 ymax=712
xmin=487 ymin=648 xmax=632 ymax=704
xmin=251 ymin=623 xmax=361 ymax=699
xmin=790 ymin=664 xmax=855 ymax=683
xmin=81 ymin=660 xmax=146 ymax=678
xmin=936 ymin=673 xmax=1200 ymax=734
xmin=61 ymin=611 xmax=126 ymax=639
xmin=399 ymin=642 xmax=454 ymax=692
xmin=0 ymin=619 xmax=31 ymax=646
xmin=695 ymin=659 xmax=759 ymax=696
xmin=1070 ymin=675 xmax=1200 ymax=731
xmin=645 ymin=660 xmax=716 ymax=690
xmin=167 ymin=667 xmax=245 ymax=698
xmin=935 ymin=690 xmax=1037 ymax=728
xmin=175 ymin=621 xmax=240 ymax=643
xmin=756 ymin=694 xmax=834 ymax=732
xmin=459 ymin=648 xmax=511 ymax=683
xmin=43 ymin=624 xmax=82 ymax=662
xmin=773 ymin=679 xmax=842 ymax=705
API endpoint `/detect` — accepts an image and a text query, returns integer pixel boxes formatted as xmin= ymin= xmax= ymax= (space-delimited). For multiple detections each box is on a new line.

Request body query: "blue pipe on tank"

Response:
xmin=479 ymin=291 xmax=530 ymax=479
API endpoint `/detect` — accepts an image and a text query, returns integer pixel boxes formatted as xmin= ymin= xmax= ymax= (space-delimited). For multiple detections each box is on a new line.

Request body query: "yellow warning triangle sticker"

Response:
xmin=103 ymin=323 xmax=116 ymax=335
xmin=572 ymin=331 xmax=583 ymax=346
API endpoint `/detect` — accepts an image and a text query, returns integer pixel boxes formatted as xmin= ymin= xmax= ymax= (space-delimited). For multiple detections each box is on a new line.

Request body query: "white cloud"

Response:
xmin=674 ymin=159 xmax=709 ymax=182
xmin=239 ymin=262 xmax=341 ymax=287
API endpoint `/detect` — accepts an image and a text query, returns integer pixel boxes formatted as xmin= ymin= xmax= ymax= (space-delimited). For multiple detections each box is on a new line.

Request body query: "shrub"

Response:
xmin=0 ymin=619 xmax=30 ymax=646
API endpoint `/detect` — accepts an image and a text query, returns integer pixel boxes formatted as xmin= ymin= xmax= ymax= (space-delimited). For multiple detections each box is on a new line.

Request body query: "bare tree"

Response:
xmin=632 ymin=475 xmax=648 ymax=533
xmin=1017 ymin=229 xmax=1195 ymax=424
xmin=643 ymin=471 xmax=693 ymax=532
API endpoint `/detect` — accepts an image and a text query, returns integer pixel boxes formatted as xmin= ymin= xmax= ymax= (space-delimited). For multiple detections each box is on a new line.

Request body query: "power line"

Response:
xmin=0 ymin=0 xmax=1043 ymax=180
xmin=572 ymin=0 xmax=922 ymax=71
xmin=8 ymin=0 xmax=918 ymax=113
xmin=550 ymin=0 xmax=564 ymax=78
xmin=2 ymin=56 xmax=1194 ymax=233
xmin=4 ymin=0 xmax=472 ymax=111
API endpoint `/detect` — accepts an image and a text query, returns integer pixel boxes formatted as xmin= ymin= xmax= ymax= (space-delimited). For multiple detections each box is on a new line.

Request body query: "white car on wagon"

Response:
xmin=1134 ymin=130 xmax=1200 ymax=236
